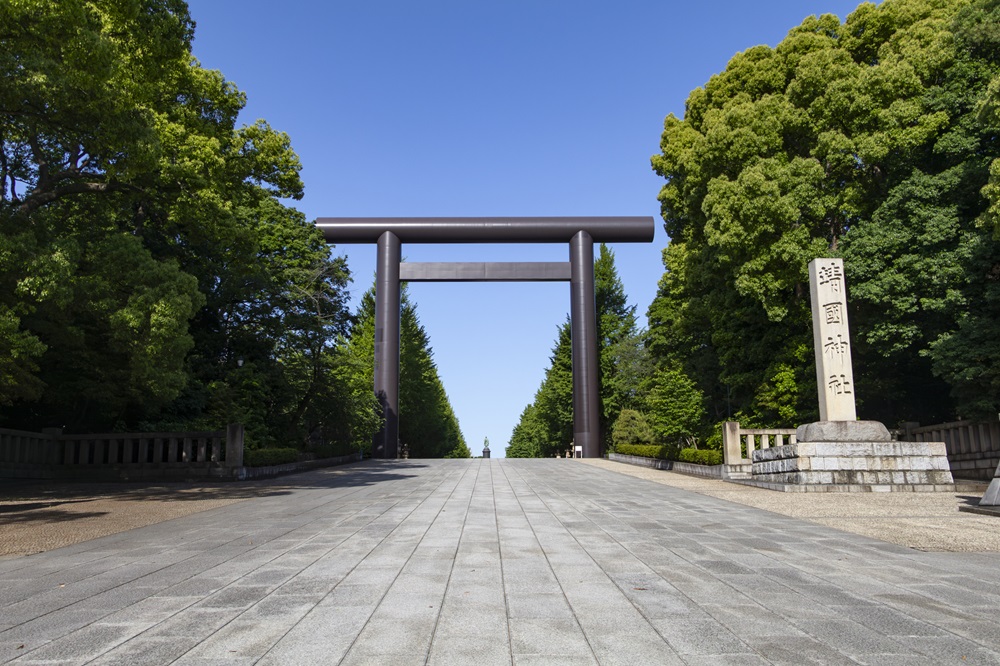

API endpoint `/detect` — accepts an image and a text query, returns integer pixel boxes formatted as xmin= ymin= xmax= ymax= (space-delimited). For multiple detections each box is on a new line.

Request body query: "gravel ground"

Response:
xmin=581 ymin=458 xmax=1000 ymax=552
xmin=0 ymin=478 xmax=290 ymax=558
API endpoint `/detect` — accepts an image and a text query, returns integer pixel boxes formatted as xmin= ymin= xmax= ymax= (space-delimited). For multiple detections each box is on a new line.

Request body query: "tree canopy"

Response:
xmin=0 ymin=0 xmax=380 ymax=453
xmin=647 ymin=0 xmax=1000 ymax=434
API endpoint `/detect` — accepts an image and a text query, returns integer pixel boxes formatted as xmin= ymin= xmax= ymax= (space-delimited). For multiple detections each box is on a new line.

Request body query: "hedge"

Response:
xmin=244 ymin=447 xmax=300 ymax=467
xmin=614 ymin=443 xmax=669 ymax=459
xmin=615 ymin=443 xmax=722 ymax=466
xmin=677 ymin=448 xmax=723 ymax=466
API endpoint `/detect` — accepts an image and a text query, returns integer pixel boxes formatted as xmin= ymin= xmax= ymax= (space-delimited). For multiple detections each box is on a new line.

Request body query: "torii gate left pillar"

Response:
xmin=317 ymin=217 xmax=655 ymax=459
xmin=374 ymin=231 xmax=402 ymax=459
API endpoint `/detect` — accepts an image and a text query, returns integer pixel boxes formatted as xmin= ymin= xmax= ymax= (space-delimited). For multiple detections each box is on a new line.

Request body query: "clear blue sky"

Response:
xmin=187 ymin=0 xmax=872 ymax=457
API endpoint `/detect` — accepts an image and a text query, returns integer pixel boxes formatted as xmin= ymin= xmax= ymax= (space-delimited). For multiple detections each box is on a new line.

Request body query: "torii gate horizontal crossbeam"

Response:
xmin=316 ymin=216 xmax=653 ymax=244
xmin=399 ymin=262 xmax=571 ymax=282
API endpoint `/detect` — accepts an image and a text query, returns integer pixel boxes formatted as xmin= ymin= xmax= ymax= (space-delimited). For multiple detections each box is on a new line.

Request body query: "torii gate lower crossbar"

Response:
xmin=315 ymin=217 xmax=655 ymax=459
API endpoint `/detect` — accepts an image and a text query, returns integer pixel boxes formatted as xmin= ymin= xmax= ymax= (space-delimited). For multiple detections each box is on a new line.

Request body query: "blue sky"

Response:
xmin=187 ymin=0 xmax=872 ymax=457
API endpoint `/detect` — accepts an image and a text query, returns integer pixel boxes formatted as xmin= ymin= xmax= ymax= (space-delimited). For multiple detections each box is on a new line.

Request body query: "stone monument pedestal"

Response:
xmin=736 ymin=260 xmax=961 ymax=492
xmin=749 ymin=420 xmax=955 ymax=491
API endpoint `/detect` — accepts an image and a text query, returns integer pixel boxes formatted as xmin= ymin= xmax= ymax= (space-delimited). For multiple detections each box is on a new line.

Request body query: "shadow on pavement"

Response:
xmin=0 ymin=460 xmax=429 ymax=505
xmin=0 ymin=508 xmax=110 ymax=524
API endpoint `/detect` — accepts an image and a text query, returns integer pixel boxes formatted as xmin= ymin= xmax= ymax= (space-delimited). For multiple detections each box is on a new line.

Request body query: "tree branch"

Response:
xmin=17 ymin=179 xmax=131 ymax=216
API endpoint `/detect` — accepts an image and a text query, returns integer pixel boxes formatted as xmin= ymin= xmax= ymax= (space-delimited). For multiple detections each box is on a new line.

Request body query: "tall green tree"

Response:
xmin=595 ymin=244 xmax=641 ymax=445
xmin=507 ymin=244 xmax=638 ymax=456
xmin=648 ymin=0 xmax=1000 ymax=430
xmin=0 ymin=0 xmax=380 ymax=452
xmin=506 ymin=404 xmax=545 ymax=458
xmin=347 ymin=284 xmax=469 ymax=458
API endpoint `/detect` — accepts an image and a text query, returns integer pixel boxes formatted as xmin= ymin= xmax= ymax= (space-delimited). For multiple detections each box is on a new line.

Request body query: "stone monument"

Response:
xmin=798 ymin=258 xmax=890 ymax=442
xmin=975 ymin=455 xmax=1000 ymax=507
xmin=749 ymin=258 xmax=955 ymax=490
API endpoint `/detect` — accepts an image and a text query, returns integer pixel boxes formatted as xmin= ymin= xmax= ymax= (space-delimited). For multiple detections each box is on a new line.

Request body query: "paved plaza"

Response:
xmin=3 ymin=459 xmax=1000 ymax=665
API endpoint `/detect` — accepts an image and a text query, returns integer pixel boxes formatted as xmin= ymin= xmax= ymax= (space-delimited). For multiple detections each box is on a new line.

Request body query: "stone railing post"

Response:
xmin=982 ymin=457 xmax=1000 ymax=505
xmin=41 ymin=428 xmax=62 ymax=465
xmin=226 ymin=424 xmax=244 ymax=468
xmin=901 ymin=421 xmax=920 ymax=441
xmin=723 ymin=421 xmax=742 ymax=465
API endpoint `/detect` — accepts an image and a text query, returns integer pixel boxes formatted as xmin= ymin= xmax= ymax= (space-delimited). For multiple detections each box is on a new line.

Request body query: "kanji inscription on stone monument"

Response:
xmin=809 ymin=258 xmax=857 ymax=421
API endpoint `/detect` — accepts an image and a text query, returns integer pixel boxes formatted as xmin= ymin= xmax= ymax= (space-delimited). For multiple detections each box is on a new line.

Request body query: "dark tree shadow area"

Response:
xmin=0 ymin=460 xmax=433 ymax=506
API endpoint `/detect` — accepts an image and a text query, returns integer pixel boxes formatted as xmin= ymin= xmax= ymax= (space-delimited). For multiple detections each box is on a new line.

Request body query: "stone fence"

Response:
xmin=722 ymin=422 xmax=797 ymax=480
xmin=0 ymin=424 xmax=244 ymax=480
xmin=900 ymin=419 xmax=1000 ymax=481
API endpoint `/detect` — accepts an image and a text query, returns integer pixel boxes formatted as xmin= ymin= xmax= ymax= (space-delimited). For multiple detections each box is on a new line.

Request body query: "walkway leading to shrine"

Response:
xmin=2 ymin=459 xmax=1000 ymax=665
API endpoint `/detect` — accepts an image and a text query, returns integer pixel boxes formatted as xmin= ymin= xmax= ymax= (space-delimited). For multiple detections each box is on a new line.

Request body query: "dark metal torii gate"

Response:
xmin=316 ymin=217 xmax=654 ymax=459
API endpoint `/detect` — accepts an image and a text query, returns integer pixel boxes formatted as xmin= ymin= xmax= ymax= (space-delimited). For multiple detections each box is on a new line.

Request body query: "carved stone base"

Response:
xmin=795 ymin=421 xmax=891 ymax=442
xmin=751 ymin=440 xmax=954 ymax=489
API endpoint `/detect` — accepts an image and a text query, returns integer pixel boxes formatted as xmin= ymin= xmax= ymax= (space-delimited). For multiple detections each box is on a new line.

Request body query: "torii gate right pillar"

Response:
xmin=570 ymin=231 xmax=601 ymax=459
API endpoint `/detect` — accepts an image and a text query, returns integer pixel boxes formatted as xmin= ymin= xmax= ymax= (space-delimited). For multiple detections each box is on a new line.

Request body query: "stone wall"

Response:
xmin=607 ymin=453 xmax=723 ymax=479
xmin=751 ymin=441 xmax=955 ymax=490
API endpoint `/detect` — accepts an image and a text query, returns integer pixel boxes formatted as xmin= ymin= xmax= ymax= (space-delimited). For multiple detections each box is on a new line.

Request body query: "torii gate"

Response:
xmin=316 ymin=217 xmax=655 ymax=459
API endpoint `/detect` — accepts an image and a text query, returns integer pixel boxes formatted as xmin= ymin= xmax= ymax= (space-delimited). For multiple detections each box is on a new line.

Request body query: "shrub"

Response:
xmin=615 ymin=443 xmax=669 ymax=459
xmin=244 ymin=447 xmax=299 ymax=467
xmin=677 ymin=448 xmax=722 ymax=466
xmin=612 ymin=410 xmax=655 ymax=450
xmin=644 ymin=365 xmax=705 ymax=444
xmin=312 ymin=441 xmax=359 ymax=459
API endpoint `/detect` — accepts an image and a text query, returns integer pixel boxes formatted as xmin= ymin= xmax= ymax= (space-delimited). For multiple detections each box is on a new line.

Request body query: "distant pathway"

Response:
xmin=2 ymin=459 xmax=999 ymax=665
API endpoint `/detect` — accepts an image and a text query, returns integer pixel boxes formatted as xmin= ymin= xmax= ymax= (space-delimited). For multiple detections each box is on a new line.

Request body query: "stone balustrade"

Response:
xmin=902 ymin=419 xmax=1000 ymax=481
xmin=0 ymin=424 xmax=244 ymax=480
xmin=722 ymin=421 xmax=797 ymax=479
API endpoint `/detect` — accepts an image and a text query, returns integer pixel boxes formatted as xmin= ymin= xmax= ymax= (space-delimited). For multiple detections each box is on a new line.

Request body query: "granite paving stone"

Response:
xmin=3 ymin=459 xmax=1000 ymax=664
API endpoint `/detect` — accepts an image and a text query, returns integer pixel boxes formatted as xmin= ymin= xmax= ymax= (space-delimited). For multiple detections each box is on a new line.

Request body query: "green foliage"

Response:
xmin=613 ymin=443 xmax=721 ymax=465
xmin=311 ymin=440 xmax=361 ymax=459
xmin=611 ymin=409 xmax=655 ymax=450
xmin=0 ymin=0 xmax=381 ymax=454
xmin=443 ymin=440 xmax=472 ymax=459
xmin=677 ymin=448 xmax=723 ymax=466
xmin=244 ymin=448 xmax=300 ymax=467
xmin=644 ymin=365 xmax=705 ymax=446
xmin=508 ymin=322 xmax=574 ymax=458
xmin=510 ymin=245 xmax=638 ymax=456
xmin=346 ymin=285 xmax=467 ymax=458
xmin=615 ymin=443 xmax=671 ymax=459
xmin=596 ymin=245 xmax=641 ymax=442
xmin=648 ymin=0 xmax=1000 ymax=429
xmin=505 ymin=404 xmax=545 ymax=458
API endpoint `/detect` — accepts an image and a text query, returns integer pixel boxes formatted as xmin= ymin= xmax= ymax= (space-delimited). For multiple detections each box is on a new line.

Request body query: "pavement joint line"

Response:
xmin=418 ymin=461 xmax=482 ymax=665
xmin=25 ymin=463 xmax=447 ymax=665
xmin=324 ymin=461 xmax=475 ymax=665
xmin=499 ymin=460 xmax=602 ymax=663
xmin=514 ymin=461 xmax=990 ymax=664
xmin=2 ymin=465 xmax=403 ymax=662
xmin=4 ymin=459 xmax=1000 ymax=664
xmin=158 ymin=466 xmax=425 ymax=665
xmin=1 ymin=505 xmax=282 ymax=637
xmin=511 ymin=461 xmax=756 ymax=660
xmin=509 ymin=462 xmax=760 ymax=658
xmin=575 ymin=461 xmax=1000 ymax=662
xmin=490 ymin=459 xmax=515 ymax=664
xmin=0 ymin=477 xmax=379 ymax=608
